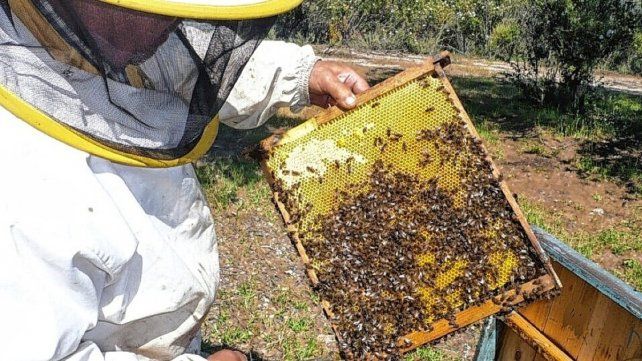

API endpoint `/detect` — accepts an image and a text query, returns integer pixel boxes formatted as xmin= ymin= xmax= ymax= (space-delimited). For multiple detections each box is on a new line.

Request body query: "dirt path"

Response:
xmin=314 ymin=46 xmax=642 ymax=96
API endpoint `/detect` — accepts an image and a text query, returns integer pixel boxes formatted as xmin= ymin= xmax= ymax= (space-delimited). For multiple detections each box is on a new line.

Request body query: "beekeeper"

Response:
xmin=0 ymin=0 xmax=369 ymax=360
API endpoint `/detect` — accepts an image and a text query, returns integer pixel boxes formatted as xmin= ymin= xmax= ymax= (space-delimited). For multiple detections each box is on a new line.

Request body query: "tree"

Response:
xmin=506 ymin=0 xmax=641 ymax=112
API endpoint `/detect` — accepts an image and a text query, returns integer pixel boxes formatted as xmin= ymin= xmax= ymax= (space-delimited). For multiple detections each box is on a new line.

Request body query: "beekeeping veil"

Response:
xmin=0 ymin=0 xmax=302 ymax=166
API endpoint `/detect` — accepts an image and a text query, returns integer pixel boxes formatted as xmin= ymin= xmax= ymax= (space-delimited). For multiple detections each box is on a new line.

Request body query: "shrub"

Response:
xmin=505 ymin=0 xmax=641 ymax=112
xmin=271 ymin=0 xmax=526 ymax=55
xmin=629 ymin=31 xmax=642 ymax=74
xmin=488 ymin=20 xmax=520 ymax=60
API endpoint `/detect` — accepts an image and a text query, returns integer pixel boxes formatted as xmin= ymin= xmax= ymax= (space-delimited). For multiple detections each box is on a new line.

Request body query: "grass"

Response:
xmin=219 ymin=327 xmax=254 ymax=345
xmin=519 ymin=197 xmax=642 ymax=290
xmin=237 ymin=281 xmax=257 ymax=309
xmin=618 ymin=259 xmax=642 ymax=291
xmin=520 ymin=142 xmax=549 ymax=157
xmin=282 ymin=337 xmax=319 ymax=361
xmin=404 ymin=346 xmax=459 ymax=361
xmin=454 ymin=76 xmax=642 ymax=195
xmin=575 ymin=154 xmax=642 ymax=195
xmin=475 ymin=119 xmax=500 ymax=145
xmin=196 ymin=157 xmax=269 ymax=210
xmin=287 ymin=317 xmax=312 ymax=332
xmin=454 ymin=77 xmax=641 ymax=139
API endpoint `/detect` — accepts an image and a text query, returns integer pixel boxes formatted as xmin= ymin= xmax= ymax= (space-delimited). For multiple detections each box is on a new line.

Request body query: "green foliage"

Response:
xmin=272 ymin=0 xmax=525 ymax=55
xmin=629 ymin=31 xmax=642 ymax=74
xmin=488 ymin=20 xmax=520 ymax=60
xmin=504 ymin=0 xmax=641 ymax=112
xmin=273 ymin=0 xmax=641 ymax=79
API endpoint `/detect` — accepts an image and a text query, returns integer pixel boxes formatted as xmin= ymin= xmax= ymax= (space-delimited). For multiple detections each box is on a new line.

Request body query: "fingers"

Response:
xmin=343 ymin=71 xmax=370 ymax=95
xmin=308 ymin=60 xmax=370 ymax=109
xmin=324 ymin=75 xmax=357 ymax=109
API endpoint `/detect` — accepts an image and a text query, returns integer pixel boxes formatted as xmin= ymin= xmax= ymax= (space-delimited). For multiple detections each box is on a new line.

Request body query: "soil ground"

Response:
xmin=199 ymin=51 xmax=642 ymax=360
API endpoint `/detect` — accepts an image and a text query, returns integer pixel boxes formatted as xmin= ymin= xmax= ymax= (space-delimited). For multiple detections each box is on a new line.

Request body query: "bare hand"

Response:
xmin=207 ymin=350 xmax=247 ymax=361
xmin=308 ymin=61 xmax=370 ymax=109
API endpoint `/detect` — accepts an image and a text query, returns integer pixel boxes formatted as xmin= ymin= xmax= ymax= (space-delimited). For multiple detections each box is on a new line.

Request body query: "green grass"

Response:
xmin=575 ymin=154 xmax=642 ymax=195
xmin=472 ymin=118 xmax=504 ymax=159
xmin=520 ymin=198 xmax=641 ymax=257
xmin=237 ymin=281 xmax=257 ymax=309
xmin=618 ymin=259 xmax=642 ymax=291
xmin=404 ymin=346 xmax=459 ymax=361
xmin=454 ymin=76 xmax=642 ymax=140
xmin=196 ymin=157 xmax=268 ymax=209
xmin=218 ymin=326 xmax=254 ymax=345
xmin=520 ymin=141 xmax=550 ymax=157
xmin=286 ymin=317 xmax=312 ymax=332
xmin=475 ymin=119 xmax=500 ymax=145
xmin=519 ymin=198 xmax=642 ymax=289
xmin=282 ymin=337 xmax=319 ymax=361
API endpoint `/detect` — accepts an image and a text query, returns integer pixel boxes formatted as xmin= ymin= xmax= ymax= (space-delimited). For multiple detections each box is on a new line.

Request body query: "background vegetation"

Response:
xmin=272 ymin=0 xmax=641 ymax=112
xmin=273 ymin=0 xmax=641 ymax=73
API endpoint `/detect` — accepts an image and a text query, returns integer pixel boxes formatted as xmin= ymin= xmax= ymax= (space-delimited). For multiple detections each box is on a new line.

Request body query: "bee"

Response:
xmin=282 ymin=169 xmax=291 ymax=175
xmin=402 ymin=142 xmax=408 ymax=152
xmin=425 ymin=106 xmax=435 ymax=113
xmin=291 ymin=170 xmax=301 ymax=176
xmin=418 ymin=78 xmax=431 ymax=88
xmin=389 ymin=133 xmax=403 ymax=142
xmin=505 ymin=294 xmax=518 ymax=304
xmin=371 ymin=102 xmax=380 ymax=108
xmin=306 ymin=166 xmax=318 ymax=174
xmin=291 ymin=182 xmax=301 ymax=192
xmin=334 ymin=160 xmax=341 ymax=169
xmin=418 ymin=150 xmax=432 ymax=168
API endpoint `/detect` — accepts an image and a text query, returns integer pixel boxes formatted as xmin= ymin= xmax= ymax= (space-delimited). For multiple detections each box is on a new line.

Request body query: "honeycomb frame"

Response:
xmin=258 ymin=55 xmax=561 ymax=355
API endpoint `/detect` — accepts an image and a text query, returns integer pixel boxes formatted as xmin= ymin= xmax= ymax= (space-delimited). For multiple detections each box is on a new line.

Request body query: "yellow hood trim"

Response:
xmin=100 ymin=0 xmax=303 ymax=20
xmin=0 ymin=84 xmax=219 ymax=168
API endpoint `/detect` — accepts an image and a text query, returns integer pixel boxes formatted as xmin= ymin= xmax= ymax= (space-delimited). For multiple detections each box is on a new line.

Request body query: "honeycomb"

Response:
xmin=262 ymin=67 xmax=552 ymax=359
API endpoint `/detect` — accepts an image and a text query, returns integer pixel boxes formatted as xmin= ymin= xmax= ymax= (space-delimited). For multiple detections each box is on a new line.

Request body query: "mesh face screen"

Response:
xmin=262 ymin=69 xmax=554 ymax=358
xmin=0 ymin=1 xmax=273 ymax=161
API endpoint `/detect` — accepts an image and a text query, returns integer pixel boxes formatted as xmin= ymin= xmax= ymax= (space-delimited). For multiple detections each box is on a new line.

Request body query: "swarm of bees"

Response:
xmin=264 ymin=75 xmax=554 ymax=360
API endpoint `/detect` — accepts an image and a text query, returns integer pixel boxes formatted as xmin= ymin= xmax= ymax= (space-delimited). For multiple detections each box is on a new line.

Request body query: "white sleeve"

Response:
xmin=218 ymin=40 xmax=319 ymax=129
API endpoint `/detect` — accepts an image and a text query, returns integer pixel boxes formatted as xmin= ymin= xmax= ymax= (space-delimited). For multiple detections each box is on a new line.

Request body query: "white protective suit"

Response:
xmin=0 ymin=9 xmax=318 ymax=361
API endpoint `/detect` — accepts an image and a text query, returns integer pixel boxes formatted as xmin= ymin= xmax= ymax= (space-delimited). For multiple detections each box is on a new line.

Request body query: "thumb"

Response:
xmin=325 ymin=77 xmax=358 ymax=109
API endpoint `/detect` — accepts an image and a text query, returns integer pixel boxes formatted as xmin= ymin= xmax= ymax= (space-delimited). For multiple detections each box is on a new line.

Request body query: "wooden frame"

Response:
xmin=259 ymin=55 xmax=561 ymax=354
